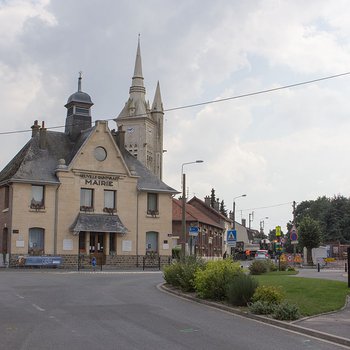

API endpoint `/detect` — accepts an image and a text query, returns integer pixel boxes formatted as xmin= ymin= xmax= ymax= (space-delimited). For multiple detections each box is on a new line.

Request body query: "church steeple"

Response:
xmin=114 ymin=37 xmax=164 ymax=180
xmin=130 ymin=36 xmax=146 ymax=96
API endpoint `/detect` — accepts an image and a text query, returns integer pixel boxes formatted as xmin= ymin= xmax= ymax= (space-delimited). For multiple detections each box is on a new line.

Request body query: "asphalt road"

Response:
xmin=0 ymin=270 xmax=348 ymax=350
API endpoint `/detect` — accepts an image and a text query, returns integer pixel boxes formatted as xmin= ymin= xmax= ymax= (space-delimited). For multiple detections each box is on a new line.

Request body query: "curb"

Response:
xmin=159 ymin=283 xmax=350 ymax=348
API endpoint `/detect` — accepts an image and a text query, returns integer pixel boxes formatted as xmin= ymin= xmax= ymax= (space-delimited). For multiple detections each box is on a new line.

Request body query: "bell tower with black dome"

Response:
xmin=65 ymin=72 xmax=93 ymax=141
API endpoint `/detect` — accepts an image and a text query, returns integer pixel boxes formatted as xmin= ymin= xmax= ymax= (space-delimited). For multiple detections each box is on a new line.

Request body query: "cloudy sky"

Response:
xmin=1 ymin=0 xmax=350 ymax=234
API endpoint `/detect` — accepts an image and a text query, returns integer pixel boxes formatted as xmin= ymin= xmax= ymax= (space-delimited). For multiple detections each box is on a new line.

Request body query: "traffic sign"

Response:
xmin=189 ymin=226 xmax=199 ymax=236
xmin=276 ymin=226 xmax=281 ymax=236
xmin=290 ymin=225 xmax=298 ymax=241
xmin=227 ymin=229 xmax=237 ymax=245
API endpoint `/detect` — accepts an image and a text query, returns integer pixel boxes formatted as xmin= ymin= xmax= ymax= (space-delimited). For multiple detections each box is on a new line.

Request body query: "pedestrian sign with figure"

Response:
xmin=227 ymin=230 xmax=237 ymax=245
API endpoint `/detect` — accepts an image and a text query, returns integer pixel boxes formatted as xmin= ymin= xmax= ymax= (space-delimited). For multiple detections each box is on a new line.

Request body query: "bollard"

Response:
xmin=317 ymin=263 xmax=320 ymax=272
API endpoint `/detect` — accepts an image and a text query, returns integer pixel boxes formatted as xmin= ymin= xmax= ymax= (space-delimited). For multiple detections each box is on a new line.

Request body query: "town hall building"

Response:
xmin=0 ymin=40 xmax=177 ymax=268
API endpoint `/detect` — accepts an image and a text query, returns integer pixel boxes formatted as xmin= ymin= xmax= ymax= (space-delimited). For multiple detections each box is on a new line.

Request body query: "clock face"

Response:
xmin=94 ymin=146 xmax=107 ymax=161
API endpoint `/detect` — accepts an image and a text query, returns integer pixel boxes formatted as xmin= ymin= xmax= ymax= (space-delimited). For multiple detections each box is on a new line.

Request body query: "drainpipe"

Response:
xmin=136 ymin=190 xmax=140 ymax=267
xmin=54 ymin=184 xmax=60 ymax=255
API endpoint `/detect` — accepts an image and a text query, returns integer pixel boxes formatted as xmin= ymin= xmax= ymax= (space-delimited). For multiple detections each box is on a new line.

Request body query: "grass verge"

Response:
xmin=254 ymin=273 xmax=350 ymax=316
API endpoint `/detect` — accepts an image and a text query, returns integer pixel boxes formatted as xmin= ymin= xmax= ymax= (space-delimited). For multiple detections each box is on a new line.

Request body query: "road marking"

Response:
xmin=15 ymin=294 xmax=24 ymax=299
xmin=32 ymin=304 xmax=45 ymax=312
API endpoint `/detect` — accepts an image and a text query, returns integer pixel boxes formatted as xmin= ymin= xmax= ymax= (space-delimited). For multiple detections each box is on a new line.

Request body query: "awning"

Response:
xmin=70 ymin=213 xmax=128 ymax=235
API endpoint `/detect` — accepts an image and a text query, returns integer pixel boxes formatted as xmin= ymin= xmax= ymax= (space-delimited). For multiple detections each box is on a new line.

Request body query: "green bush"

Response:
xmin=249 ymin=300 xmax=276 ymax=315
xmin=287 ymin=266 xmax=296 ymax=272
xmin=163 ymin=256 xmax=205 ymax=292
xmin=252 ymin=285 xmax=285 ymax=305
xmin=278 ymin=260 xmax=288 ymax=271
xmin=226 ymin=273 xmax=258 ymax=306
xmin=194 ymin=259 xmax=243 ymax=300
xmin=273 ymin=301 xmax=301 ymax=320
xmin=172 ymin=247 xmax=181 ymax=260
xmin=163 ymin=261 xmax=183 ymax=287
xmin=249 ymin=260 xmax=267 ymax=275
xmin=265 ymin=259 xmax=278 ymax=272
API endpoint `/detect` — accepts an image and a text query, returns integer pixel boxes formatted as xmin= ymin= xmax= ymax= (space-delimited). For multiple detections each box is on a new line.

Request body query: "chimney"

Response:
xmin=204 ymin=196 xmax=211 ymax=206
xmin=31 ymin=120 xmax=40 ymax=137
xmin=116 ymin=125 xmax=125 ymax=150
xmin=242 ymin=218 xmax=246 ymax=227
xmin=39 ymin=121 xmax=47 ymax=149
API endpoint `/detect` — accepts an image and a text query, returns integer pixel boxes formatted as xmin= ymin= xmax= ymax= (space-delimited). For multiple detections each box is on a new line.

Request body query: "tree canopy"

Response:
xmin=294 ymin=195 xmax=350 ymax=244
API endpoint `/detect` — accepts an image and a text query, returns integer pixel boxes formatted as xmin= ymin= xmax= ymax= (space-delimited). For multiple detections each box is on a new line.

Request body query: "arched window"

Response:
xmin=28 ymin=228 xmax=44 ymax=255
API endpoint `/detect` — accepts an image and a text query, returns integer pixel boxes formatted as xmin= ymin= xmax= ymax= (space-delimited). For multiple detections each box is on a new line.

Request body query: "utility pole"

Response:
xmin=292 ymin=200 xmax=297 ymax=259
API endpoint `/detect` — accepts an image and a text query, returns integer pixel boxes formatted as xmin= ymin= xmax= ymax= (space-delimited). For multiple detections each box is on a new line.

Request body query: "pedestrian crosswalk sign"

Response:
xmin=227 ymin=230 xmax=237 ymax=244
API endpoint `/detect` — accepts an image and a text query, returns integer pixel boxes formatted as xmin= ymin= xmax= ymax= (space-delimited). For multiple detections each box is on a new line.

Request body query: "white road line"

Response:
xmin=15 ymin=294 xmax=24 ymax=299
xmin=32 ymin=303 xmax=45 ymax=312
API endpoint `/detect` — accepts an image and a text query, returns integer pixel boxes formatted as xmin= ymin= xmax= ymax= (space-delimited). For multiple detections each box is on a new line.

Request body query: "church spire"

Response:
xmin=152 ymin=81 xmax=163 ymax=112
xmin=130 ymin=35 xmax=146 ymax=95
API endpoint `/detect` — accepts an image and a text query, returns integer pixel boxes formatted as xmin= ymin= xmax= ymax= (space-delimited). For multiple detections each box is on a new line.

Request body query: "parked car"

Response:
xmin=255 ymin=250 xmax=269 ymax=260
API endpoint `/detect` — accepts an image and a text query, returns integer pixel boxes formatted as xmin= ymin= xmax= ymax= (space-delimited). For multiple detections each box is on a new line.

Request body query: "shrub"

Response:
xmin=163 ymin=261 xmax=183 ymax=287
xmin=249 ymin=300 xmax=276 ymax=315
xmin=252 ymin=285 xmax=285 ymax=305
xmin=163 ymin=255 xmax=205 ymax=292
xmin=226 ymin=273 xmax=258 ymax=306
xmin=278 ymin=261 xmax=288 ymax=271
xmin=265 ymin=259 xmax=278 ymax=272
xmin=249 ymin=260 xmax=267 ymax=275
xmin=194 ymin=259 xmax=243 ymax=300
xmin=172 ymin=247 xmax=181 ymax=260
xmin=273 ymin=301 xmax=301 ymax=320
xmin=287 ymin=266 xmax=296 ymax=272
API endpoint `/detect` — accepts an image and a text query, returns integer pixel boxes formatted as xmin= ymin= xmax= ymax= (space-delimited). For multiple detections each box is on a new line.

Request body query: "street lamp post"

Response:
xmin=259 ymin=217 xmax=269 ymax=233
xmin=181 ymin=160 xmax=204 ymax=257
xmin=232 ymin=194 xmax=247 ymax=230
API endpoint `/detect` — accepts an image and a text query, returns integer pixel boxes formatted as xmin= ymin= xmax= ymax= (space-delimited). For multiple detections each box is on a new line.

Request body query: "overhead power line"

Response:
xmin=240 ymin=201 xmax=294 ymax=212
xmin=0 ymin=71 xmax=349 ymax=136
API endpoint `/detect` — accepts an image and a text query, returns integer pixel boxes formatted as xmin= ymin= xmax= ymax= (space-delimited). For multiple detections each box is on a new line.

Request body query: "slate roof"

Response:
xmin=0 ymin=125 xmax=178 ymax=195
xmin=172 ymin=198 xmax=225 ymax=230
xmin=0 ymin=130 xmax=75 ymax=184
xmin=122 ymin=149 xmax=178 ymax=194
xmin=70 ymin=213 xmax=128 ymax=234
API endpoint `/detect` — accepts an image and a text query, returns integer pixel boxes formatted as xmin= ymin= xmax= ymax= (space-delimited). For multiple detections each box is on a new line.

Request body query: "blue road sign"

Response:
xmin=227 ymin=229 xmax=237 ymax=244
xmin=189 ymin=226 xmax=199 ymax=236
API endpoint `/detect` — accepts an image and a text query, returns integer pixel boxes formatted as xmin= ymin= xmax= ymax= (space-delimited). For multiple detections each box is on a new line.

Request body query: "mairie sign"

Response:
xmin=227 ymin=229 xmax=237 ymax=244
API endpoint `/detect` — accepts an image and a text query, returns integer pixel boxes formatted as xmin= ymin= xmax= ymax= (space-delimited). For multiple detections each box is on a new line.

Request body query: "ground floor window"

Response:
xmin=109 ymin=234 xmax=116 ymax=253
xmin=28 ymin=228 xmax=44 ymax=255
xmin=79 ymin=232 xmax=85 ymax=253
xmin=146 ymin=231 xmax=158 ymax=253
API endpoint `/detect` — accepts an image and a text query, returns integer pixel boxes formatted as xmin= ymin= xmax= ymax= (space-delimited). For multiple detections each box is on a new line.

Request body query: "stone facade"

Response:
xmin=0 ymin=42 xmax=177 ymax=269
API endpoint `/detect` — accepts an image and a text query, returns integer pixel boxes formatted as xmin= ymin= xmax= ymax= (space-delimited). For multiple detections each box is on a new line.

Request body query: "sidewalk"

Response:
xmin=291 ymin=267 xmax=350 ymax=341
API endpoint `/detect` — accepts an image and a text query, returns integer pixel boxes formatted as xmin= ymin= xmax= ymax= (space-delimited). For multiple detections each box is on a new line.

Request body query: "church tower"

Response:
xmin=114 ymin=38 xmax=164 ymax=180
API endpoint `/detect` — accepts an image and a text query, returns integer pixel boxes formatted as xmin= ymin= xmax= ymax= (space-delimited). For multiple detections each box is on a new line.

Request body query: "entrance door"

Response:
xmin=89 ymin=233 xmax=104 ymax=253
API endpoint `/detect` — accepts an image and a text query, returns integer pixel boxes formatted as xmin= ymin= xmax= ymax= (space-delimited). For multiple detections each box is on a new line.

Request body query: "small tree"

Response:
xmin=220 ymin=200 xmax=228 ymax=217
xmin=298 ymin=216 xmax=322 ymax=265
